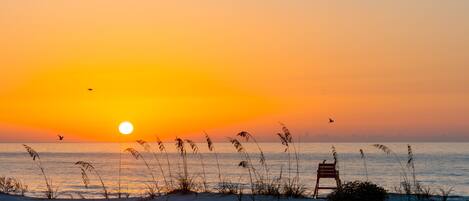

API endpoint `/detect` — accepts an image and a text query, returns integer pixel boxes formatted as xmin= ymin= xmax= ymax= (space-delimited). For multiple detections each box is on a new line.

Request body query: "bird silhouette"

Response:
xmin=329 ymin=118 xmax=335 ymax=123
xmin=58 ymin=135 xmax=64 ymax=141
xmin=88 ymin=88 xmax=93 ymax=91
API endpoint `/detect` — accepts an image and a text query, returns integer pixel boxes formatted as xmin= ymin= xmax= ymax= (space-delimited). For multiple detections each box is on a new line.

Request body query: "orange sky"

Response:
xmin=1 ymin=1 xmax=468 ymax=142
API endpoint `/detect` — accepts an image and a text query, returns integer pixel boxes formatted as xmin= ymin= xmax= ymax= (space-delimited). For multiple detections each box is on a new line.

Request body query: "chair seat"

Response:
xmin=314 ymin=162 xmax=341 ymax=198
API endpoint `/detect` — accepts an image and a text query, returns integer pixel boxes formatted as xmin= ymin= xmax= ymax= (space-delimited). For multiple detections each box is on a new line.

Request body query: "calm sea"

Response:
xmin=0 ymin=143 xmax=468 ymax=198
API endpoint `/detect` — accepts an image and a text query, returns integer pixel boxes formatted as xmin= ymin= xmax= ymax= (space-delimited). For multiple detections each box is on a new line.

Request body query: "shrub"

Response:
xmin=217 ymin=180 xmax=242 ymax=195
xmin=0 ymin=176 xmax=28 ymax=196
xmin=169 ymin=176 xmax=198 ymax=194
xmin=327 ymin=181 xmax=388 ymax=201
xmin=439 ymin=187 xmax=453 ymax=201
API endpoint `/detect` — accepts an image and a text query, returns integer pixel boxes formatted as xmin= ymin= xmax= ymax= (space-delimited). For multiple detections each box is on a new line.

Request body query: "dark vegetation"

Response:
xmin=0 ymin=176 xmax=28 ymax=196
xmin=16 ymin=128 xmax=458 ymax=201
xmin=327 ymin=181 xmax=388 ymax=201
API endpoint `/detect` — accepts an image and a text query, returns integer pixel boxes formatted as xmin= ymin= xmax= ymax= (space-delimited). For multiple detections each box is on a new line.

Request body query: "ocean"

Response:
xmin=0 ymin=143 xmax=468 ymax=198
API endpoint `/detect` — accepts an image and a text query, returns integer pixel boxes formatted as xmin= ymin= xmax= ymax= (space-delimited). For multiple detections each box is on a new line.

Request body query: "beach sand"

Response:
xmin=1 ymin=193 xmax=468 ymax=201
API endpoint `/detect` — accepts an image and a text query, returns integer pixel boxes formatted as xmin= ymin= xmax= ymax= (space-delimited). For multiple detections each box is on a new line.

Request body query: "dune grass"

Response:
xmin=156 ymin=136 xmax=174 ymax=189
xmin=185 ymin=139 xmax=208 ymax=192
xmin=229 ymin=137 xmax=256 ymax=200
xmin=277 ymin=124 xmax=306 ymax=198
xmin=23 ymin=144 xmax=58 ymax=199
xmin=11 ymin=132 xmax=459 ymax=201
xmin=359 ymin=149 xmax=369 ymax=181
xmin=171 ymin=137 xmax=198 ymax=194
xmin=0 ymin=176 xmax=28 ymax=196
xmin=124 ymin=147 xmax=159 ymax=195
xmin=204 ymin=132 xmax=222 ymax=186
xmin=373 ymin=144 xmax=412 ymax=195
xmin=136 ymin=139 xmax=169 ymax=190
xmin=75 ymin=161 xmax=109 ymax=199
xmin=371 ymin=144 xmax=451 ymax=200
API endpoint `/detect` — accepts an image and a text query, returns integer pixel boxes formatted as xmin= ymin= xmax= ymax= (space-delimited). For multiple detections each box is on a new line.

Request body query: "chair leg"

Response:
xmin=336 ymin=176 xmax=341 ymax=188
xmin=313 ymin=176 xmax=320 ymax=198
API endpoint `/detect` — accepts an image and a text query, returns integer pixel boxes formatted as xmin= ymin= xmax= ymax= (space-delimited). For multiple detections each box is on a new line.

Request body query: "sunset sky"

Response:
xmin=1 ymin=1 xmax=468 ymax=142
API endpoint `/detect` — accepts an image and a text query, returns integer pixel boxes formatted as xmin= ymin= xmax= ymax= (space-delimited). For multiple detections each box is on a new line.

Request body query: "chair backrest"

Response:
xmin=317 ymin=162 xmax=338 ymax=178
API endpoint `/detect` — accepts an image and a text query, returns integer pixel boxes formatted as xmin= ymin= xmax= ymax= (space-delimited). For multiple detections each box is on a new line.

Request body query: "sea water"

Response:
xmin=0 ymin=143 xmax=467 ymax=198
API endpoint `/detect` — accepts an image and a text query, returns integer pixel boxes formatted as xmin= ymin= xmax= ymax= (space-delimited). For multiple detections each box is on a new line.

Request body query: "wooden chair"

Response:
xmin=313 ymin=160 xmax=341 ymax=198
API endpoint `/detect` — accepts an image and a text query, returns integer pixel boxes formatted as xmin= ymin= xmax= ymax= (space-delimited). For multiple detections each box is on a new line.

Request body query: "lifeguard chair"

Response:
xmin=313 ymin=160 xmax=341 ymax=198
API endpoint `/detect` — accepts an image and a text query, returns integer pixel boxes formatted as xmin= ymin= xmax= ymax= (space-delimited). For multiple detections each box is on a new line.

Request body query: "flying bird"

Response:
xmin=329 ymin=118 xmax=335 ymax=123
xmin=88 ymin=88 xmax=93 ymax=91
xmin=57 ymin=135 xmax=64 ymax=141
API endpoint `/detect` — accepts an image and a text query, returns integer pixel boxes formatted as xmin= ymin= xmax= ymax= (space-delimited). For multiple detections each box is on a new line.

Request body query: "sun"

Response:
xmin=118 ymin=121 xmax=134 ymax=135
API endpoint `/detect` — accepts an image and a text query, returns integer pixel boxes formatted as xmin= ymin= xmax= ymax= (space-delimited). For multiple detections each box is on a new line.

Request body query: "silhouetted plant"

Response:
xmin=124 ymin=148 xmax=159 ymax=189
xmin=332 ymin=146 xmax=338 ymax=163
xmin=171 ymin=137 xmax=197 ymax=193
xmin=277 ymin=124 xmax=293 ymax=180
xmin=217 ymin=180 xmax=242 ymax=195
xmin=75 ymin=161 xmax=108 ymax=199
xmin=237 ymin=131 xmax=269 ymax=177
xmin=415 ymin=185 xmax=433 ymax=200
xmin=136 ymin=139 xmax=169 ymax=189
xmin=144 ymin=183 xmax=160 ymax=199
xmin=0 ymin=176 xmax=28 ymax=196
xmin=172 ymin=176 xmax=197 ymax=194
xmin=438 ymin=187 xmax=454 ymax=201
xmin=230 ymin=138 xmax=256 ymax=201
xmin=359 ymin=149 xmax=369 ymax=181
xmin=156 ymin=136 xmax=173 ymax=189
xmin=185 ymin=139 xmax=208 ymax=192
xmin=331 ymin=145 xmax=341 ymax=180
xmin=277 ymin=123 xmax=304 ymax=198
xmin=175 ymin=138 xmax=188 ymax=182
xmin=23 ymin=144 xmax=58 ymax=199
xmin=407 ymin=144 xmax=420 ymax=194
xmin=205 ymin=132 xmax=222 ymax=185
xmin=254 ymin=166 xmax=283 ymax=198
xmin=372 ymin=144 xmax=411 ymax=194
xmin=281 ymin=182 xmax=307 ymax=198
xmin=327 ymin=181 xmax=388 ymax=201
xmin=238 ymin=161 xmax=255 ymax=201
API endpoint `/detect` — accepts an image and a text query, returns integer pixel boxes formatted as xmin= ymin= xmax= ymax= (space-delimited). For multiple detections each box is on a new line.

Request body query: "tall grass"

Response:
xmin=229 ymin=138 xmax=256 ymax=200
xmin=277 ymin=123 xmax=300 ymax=180
xmin=185 ymin=139 xmax=208 ymax=192
xmin=136 ymin=139 xmax=169 ymax=189
xmin=156 ymin=136 xmax=173 ymax=189
xmin=125 ymin=146 xmax=161 ymax=198
xmin=277 ymin=123 xmax=305 ymax=198
xmin=0 ymin=176 xmax=28 ymax=196
xmin=173 ymin=138 xmax=196 ymax=193
xmin=204 ymin=132 xmax=222 ymax=185
xmin=124 ymin=148 xmax=159 ymax=192
xmin=23 ymin=144 xmax=58 ymax=199
xmin=373 ymin=144 xmax=411 ymax=194
xmin=331 ymin=145 xmax=339 ymax=175
xmin=331 ymin=146 xmax=338 ymax=162
xmin=75 ymin=161 xmax=108 ymax=199
xmin=237 ymin=131 xmax=269 ymax=178
xmin=359 ymin=149 xmax=369 ymax=181
xmin=407 ymin=144 xmax=418 ymax=192
xmin=439 ymin=187 xmax=454 ymax=201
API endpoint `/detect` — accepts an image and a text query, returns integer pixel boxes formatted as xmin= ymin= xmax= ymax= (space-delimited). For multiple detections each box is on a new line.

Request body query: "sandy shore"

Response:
xmin=1 ymin=193 xmax=468 ymax=201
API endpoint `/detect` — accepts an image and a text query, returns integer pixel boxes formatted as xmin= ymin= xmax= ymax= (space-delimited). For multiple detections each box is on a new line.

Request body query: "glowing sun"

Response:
xmin=118 ymin=121 xmax=134 ymax=135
